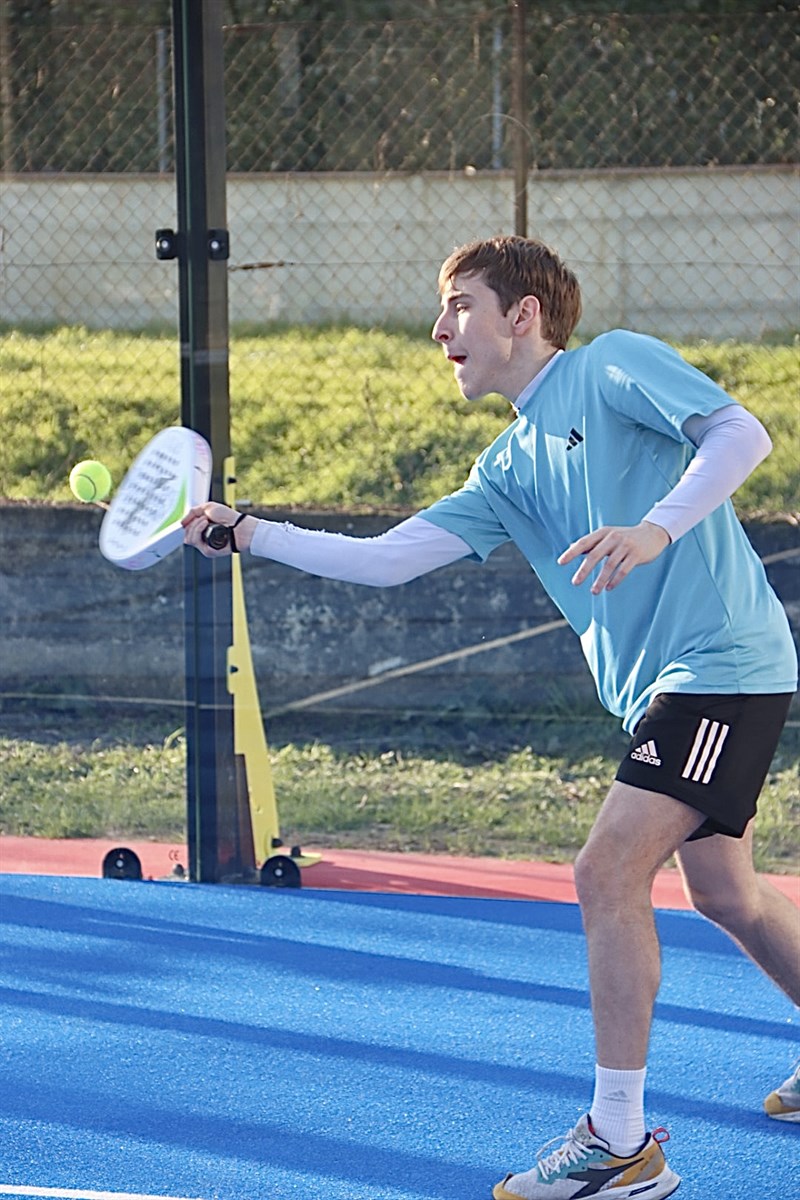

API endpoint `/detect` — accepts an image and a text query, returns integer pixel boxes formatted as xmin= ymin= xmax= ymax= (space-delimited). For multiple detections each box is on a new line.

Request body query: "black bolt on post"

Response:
xmin=170 ymin=0 xmax=248 ymax=883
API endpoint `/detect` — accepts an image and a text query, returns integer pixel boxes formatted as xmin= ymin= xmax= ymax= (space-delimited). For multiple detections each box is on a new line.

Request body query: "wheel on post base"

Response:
xmin=260 ymin=854 xmax=302 ymax=888
xmin=102 ymin=847 xmax=143 ymax=881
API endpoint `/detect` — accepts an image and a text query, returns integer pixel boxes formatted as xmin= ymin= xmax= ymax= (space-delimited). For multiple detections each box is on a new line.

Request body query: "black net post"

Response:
xmin=171 ymin=0 xmax=249 ymax=883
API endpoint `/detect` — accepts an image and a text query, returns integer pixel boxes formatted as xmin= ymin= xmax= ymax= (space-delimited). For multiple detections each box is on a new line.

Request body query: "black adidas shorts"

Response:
xmin=615 ymin=691 xmax=794 ymax=840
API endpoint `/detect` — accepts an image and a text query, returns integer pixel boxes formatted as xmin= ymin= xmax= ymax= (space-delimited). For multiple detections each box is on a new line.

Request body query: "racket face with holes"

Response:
xmin=99 ymin=426 xmax=213 ymax=570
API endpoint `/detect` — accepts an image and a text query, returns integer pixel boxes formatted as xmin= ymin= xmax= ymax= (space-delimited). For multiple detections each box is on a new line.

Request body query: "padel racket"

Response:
xmin=99 ymin=425 xmax=228 ymax=570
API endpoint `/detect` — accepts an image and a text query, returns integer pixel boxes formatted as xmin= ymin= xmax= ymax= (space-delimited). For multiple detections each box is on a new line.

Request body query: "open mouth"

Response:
xmin=448 ymin=355 xmax=466 ymax=365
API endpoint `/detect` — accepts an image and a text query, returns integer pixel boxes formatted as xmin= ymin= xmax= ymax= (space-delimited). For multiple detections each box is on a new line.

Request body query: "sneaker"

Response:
xmin=492 ymin=1113 xmax=680 ymax=1199
xmin=764 ymin=1060 xmax=800 ymax=1122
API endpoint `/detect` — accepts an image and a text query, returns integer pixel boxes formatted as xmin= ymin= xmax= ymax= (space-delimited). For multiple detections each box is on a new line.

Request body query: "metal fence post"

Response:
xmin=511 ymin=0 xmax=528 ymax=237
xmin=0 ymin=0 xmax=14 ymax=175
xmin=172 ymin=0 xmax=245 ymax=884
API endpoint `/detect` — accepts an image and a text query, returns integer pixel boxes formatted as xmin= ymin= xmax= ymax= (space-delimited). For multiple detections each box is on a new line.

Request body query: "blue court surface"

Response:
xmin=0 ymin=874 xmax=796 ymax=1200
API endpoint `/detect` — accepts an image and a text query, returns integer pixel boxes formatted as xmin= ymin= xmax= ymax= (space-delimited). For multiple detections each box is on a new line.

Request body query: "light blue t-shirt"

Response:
xmin=422 ymin=330 xmax=797 ymax=732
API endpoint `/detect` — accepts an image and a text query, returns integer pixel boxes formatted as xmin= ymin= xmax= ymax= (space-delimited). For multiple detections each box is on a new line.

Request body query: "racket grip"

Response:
xmin=203 ymin=523 xmax=231 ymax=550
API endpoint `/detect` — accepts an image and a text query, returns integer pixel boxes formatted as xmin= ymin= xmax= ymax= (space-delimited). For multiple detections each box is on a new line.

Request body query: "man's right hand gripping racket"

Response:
xmin=99 ymin=426 xmax=231 ymax=570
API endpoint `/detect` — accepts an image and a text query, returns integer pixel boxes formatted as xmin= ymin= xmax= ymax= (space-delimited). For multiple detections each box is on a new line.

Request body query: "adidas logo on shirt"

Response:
xmin=631 ymin=740 xmax=661 ymax=766
xmin=566 ymin=427 xmax=584 ymax=451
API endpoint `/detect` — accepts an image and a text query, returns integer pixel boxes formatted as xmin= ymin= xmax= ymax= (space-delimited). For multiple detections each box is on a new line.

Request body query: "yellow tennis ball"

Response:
xmin=69 ymin=459 xmax=112 ymax=503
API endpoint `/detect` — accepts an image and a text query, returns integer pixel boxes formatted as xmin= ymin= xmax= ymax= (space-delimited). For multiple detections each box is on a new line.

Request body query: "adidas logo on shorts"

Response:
xmin=631 ymin=739 xmax=661 ymax=766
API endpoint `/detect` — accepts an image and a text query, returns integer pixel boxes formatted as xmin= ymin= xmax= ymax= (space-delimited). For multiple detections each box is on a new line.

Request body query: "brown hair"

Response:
xmin=438 ymin=235 xmax=582 ymax=349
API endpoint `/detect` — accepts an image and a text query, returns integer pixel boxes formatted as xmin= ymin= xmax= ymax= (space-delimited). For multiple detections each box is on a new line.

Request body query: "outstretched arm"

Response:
xmin=558 ymin=404 xmax=772 ymax=594
xmin=182 ymin=508 xmax=471 ymax=586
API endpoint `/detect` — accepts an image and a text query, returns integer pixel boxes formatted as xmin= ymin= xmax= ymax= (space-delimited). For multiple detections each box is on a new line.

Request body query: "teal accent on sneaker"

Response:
xmin=492 ymin=1114 xmax=681 ymax=1199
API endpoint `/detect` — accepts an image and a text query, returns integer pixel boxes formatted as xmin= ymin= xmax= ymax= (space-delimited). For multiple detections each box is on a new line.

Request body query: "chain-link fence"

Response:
xmin=2 ymin=8 xmax=797 ymax=499
xmin=1 ymin=6 xmax=798 ymax=721
xmin=4 ymin=9 xmax=798 ymax=174
xmin=0 ymin=4 xmax=798 ymax=861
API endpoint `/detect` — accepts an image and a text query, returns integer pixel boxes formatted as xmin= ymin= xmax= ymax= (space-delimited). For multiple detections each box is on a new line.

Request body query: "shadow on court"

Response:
xmin=0 ymin=875 xmax=796 ymax=1200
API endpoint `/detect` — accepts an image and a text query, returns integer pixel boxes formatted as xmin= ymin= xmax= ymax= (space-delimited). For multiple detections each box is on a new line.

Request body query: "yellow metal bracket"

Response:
xmin=223 ymin=456 xmax=320 ymax=877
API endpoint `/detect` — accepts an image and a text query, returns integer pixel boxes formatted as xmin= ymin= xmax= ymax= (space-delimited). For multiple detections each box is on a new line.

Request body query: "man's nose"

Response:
xmin=432 ymin=314 xmax=450 ymax=342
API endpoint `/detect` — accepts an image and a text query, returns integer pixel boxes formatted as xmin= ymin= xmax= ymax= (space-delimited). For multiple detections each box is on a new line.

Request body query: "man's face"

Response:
xmin=432 ymin=273 xmax=518 ymax=401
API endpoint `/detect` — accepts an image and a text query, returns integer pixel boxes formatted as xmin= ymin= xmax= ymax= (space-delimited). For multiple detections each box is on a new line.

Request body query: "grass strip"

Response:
xmin=1 ymin=325 xmax=797 ymax=515
xmin=1 ymin=713 xmax=797 ymax=875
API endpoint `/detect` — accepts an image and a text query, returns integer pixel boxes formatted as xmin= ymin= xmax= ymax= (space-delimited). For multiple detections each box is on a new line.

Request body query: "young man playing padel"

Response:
xmin=184 ymin=235 xmax=799 ymax=1198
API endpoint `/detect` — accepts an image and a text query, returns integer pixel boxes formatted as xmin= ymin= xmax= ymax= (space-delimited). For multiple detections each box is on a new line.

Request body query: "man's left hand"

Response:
xmin=558 ymin=521 xmax=671 ymax=594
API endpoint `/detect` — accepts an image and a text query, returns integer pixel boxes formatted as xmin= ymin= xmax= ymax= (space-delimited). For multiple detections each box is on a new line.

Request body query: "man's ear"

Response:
xmin=512 ymin=294 xmax=541 ymax=334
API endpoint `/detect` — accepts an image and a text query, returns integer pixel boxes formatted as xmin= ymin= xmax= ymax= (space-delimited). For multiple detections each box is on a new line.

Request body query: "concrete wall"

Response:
xmin=2 ymin=504 xmax=797 ymax=721
xmin=2 ymin=167 xmax=797 ymax=339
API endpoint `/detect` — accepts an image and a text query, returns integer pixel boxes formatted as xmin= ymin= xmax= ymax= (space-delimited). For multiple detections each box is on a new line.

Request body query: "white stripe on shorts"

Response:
xmin=681 ymin=717 xmax=731 ymax=784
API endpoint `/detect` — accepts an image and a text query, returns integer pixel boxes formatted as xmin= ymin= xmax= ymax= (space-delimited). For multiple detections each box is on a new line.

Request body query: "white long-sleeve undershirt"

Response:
xmin=643 ymin=403 xmax=771 ymax=542
xmin=248 ymin=403 xmax=771 ymax=584
xmin=249 ymin=511 xmax=470 ymax=586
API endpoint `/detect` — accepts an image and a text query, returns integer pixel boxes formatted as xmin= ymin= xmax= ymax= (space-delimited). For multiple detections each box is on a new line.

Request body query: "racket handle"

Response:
xmin=203 ymin=523 xmax=231 ymax=550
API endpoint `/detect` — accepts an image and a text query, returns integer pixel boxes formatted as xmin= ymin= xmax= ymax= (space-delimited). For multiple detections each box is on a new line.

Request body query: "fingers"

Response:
xmin=558 ymin=524 xmax=670 ymax=594
xmin=181 ymin=501 xmax=237 ymax=528
xmin=561 ymin=529 xmax=625 ymax=593
xmin=557 ymin=529 xmax=604 ymax=570
xmin=183 ymin=515 xmax=229 ymax=557
xmin=182 ymin=501 xmax=238 ymax=557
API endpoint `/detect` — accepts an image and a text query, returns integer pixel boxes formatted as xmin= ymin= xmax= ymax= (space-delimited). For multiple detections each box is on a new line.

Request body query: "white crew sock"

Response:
xmin=589 ymin=1064 xmax=647 ymax=1156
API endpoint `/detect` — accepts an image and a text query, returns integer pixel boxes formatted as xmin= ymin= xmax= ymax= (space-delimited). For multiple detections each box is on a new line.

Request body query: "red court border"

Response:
xmin=1 ymin=836 xmax=798 ymax=909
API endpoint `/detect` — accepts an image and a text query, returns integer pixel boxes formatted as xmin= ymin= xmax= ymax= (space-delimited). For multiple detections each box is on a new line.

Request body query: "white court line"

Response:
xmin=0 ymin=1185 xmax=206 ymax=1200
